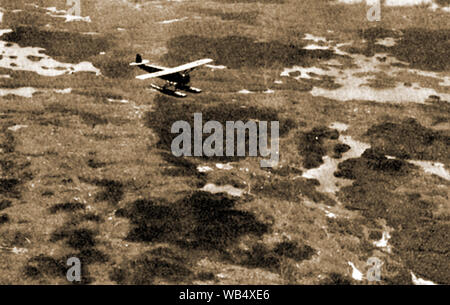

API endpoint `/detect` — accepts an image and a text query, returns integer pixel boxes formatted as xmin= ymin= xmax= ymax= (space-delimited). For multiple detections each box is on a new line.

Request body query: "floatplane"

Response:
xmin=130 ymin=54 xmax=213 ymax=97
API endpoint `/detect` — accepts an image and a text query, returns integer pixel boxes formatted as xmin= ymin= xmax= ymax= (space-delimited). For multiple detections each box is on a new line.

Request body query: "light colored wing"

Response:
xmin=135 ymin=58 xmax=213 ymax=80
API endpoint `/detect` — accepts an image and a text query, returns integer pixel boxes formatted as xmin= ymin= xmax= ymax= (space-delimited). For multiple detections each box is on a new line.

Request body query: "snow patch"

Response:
xmin=373 ymin=231 xmax=392 ymax=253
xmin=303 ymin=44 xmax=330 ymax=50
xmin=201 ymin=183 xmax=244 ymax=197
xmin=158 ymin=17 xmax=188 ymax=24
xmin=0 ymin=87 xmax=37 ymax=98
xmin=409 ymin=160 xmax=450 ymax=181
xmin=304 ymin=33 xmax=327 ymax=43
xmin=411 ymin=272 xmax=437 ymax=285
xmin=54 ymin=88 xmax=72 ymax=94
xmin=8 ymin=124 xmax=28 ymax=132
xmin=216 ymin=163 xmax=233 ymax=170
xmin=197 ymin=165 xmax=214 ymax=173
xmin=375 ymin=37 xmax=397 ymax=47
xmin=329 ymin=122 xmax=349 ymax=132
xmin=348 ymin=262 xmax=363 ymax=281
xmin=302 ymin=132 xmax=370 ymax=193
xmin=0 ymin=31 xmax=100 ymax=77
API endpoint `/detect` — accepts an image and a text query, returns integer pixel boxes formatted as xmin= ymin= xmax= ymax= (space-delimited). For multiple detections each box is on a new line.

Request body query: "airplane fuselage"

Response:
xmin=138 ymin=65 xmax=190 ymax=85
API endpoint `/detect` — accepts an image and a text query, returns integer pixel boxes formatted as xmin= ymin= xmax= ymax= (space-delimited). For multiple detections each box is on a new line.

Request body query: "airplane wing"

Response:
xmin=136 ymin=58 xmax=213 ymax=80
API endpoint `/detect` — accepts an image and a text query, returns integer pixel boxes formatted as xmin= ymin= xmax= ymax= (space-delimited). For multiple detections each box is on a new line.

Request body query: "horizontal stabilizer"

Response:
xmin=129 ymin=59 xmax=150 ymax=66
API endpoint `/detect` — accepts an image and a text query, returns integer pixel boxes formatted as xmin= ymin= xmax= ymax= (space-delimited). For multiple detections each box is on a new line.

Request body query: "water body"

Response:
xmin=0 ymin=29 xmax=100 ymax=77
xmin=282 ymin=34 xmax=450 ymax=103
xmin=201 ymin=183 xmax=245 ymax=197
xmin=0 ymin=87 xmax=37 ymax=98
xmin=302 ymin=123 xmax=371 ymax=193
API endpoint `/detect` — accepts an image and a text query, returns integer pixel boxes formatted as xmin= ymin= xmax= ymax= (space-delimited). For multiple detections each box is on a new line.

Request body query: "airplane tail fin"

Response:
xmin=130 ymin=54 xmax=149 ymax=66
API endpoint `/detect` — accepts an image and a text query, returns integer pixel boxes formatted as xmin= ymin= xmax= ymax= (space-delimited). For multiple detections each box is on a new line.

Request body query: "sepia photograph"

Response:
xmin=0 ymin=0 xmax=448 ymax=293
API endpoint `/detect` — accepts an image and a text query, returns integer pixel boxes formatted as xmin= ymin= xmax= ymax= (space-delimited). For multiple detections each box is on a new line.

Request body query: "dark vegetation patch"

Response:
xmin=240 ymin=243 xmax=281 ymax=271
xmin=0 ymin=200 xmax=12 ymax=211
xmin=359 ymin=27 xmax=401 ymax=41
xmin=212 ymin=175 xmax=247 ymax=189
xmin=391 ymin=28 xmax=450 ymax=72
xmin=24 ymin=253 xmax=96 ymax=284
xmin=46 ymin=103 xmax=108 ymax=128
xmin=70 ymin=89 xmax=124 ymax=101
xmin=80 ymin=213 xmax=102 ymax=223
xmin=110 ymin=247 xmax=193 ymax=284
xmin=65 ymin=248 xmax=109 ymax=265
xmin=145 ymin=95 xmax=295 ymax=171
xmin=273 ymin=241 xmax=315 ymax=261
xmin=49 ymin=202 xmax=85 ymax=214
xmin=363 ymin=74 xmax=397 ymax=89
xmin=114 ymin=208 xmax=128 ymax=218
xmin=0 ymin=213 xmax=10 ymax=225
xmin=297 ymin=126 xmax=339 ymax=169
xmin=91 ymin=50 xmax=139 ymax=79
xmin=1 ymin=26 xmax=111 ymax=63
xmin=0 ymin=179 xmax=22 ymax=198
xmin=41 ymin=190 xmax=54 ymax=197
xmin=87 ymin=159 xmax=107 ymax=169
xmin=92 ymin=59 xmax=134 ymax=79
xmin=0 ymin=156 xmax=30 ymax=173
xmin=265 ymin=165 xmax=303 ymax=177
xmin=358 ymin=27 xmax=450 ymax=71
xmin=334 ymin=149 xmax=412 ymax=180
xmin=91 ymin=179 xmax=124 ymax=205
xmin=382 ymin=266 xmax=413 ymax=285
xmin=431 ymin=116 xmax=448 ymax=126
xmin=121 ymin=191 xmax=269 ymax=251
xmin=336 ymin=146 xmax=449 ymax=283
xmin=44 ymin=198 xmax=108 ymax=284
xmin=1 ymin=231 xmax=30 ymax=247
xmin=77 ymin=112 xmax=108 ymax=128
xmin=326 ymin=218 xmax=365 ymax=239
xmin=158 ymin=152 xmax=206 ymax=185
xmin=368 ymin=230 xmax=382 ymax=240
xmin=365 ymin=118 xmax=449 ymax=162
xmin=197 ymin=271 xmax=216 ymax=281
xmin=252 ymin=175 xmax=336 ymax=206
xmin=163 ymin=35 xmax=334 ymax=69
xmin=24 ymin=255 xmax=66 ymax=279
xmin=0 ymin=138 xmax=32 ymax=201
xmin=26 ymin=55 xmax=43 ymax=62
xmin=319 ymin=272 xmax=353 ymax=285
xmin=199 ymin=9 xmax=259 ymax=25
xmin=390 ymin=222 xmax=450 ymax=283
xmin=0 ymin=130 xmax=16 ymax=153
xmin=333 ymin=143 xmax=351 ymax=158
xmin=50 ymin=228 xmax=97 ymax=250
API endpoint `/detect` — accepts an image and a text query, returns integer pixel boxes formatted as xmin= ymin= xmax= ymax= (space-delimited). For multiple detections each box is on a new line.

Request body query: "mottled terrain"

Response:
xmin=0 ymin=0 xmax=449 ymax=284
